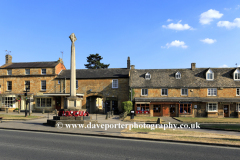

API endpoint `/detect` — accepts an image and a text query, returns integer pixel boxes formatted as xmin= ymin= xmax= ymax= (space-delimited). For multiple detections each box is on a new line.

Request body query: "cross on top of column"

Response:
xmin=69 ymin=33 xmax=77 ymax=43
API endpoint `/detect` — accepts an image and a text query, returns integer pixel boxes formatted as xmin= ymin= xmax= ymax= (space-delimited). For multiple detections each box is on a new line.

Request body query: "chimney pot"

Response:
xmin=191 ymin=63 xmax=196 ymax=70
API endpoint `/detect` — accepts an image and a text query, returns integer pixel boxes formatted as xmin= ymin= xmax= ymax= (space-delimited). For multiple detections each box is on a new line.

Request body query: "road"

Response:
xmin=0 ymin=129 xmax=239 ymax=160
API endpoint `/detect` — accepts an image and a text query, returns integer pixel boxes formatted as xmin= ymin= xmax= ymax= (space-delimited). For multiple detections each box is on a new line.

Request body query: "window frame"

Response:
xmin=1 ymin=96 xmax=16 ymax=108
xmin=112 ymin=79 xmax=118 ymax=88
xmin=237 ymin=88 xmax=240 ymax=96
xmin=181 ymin=88 xmax=188 ymax=96
xmin=207 ymin=102 xmax=218 ymax=112
xmin=7 ymin=69 xmax=12 ymax=75
xmin=141 ymin=89 xmax=148 ymax=96
xmin=207 ymin=88 xmax=217 ymax=96
xmin=25 ymin=69 xmax=30 ymax=75
xmin=36 ymin=98 xmax=52 ymax=107
xmin=206 ymin=69 xmax=214 ymax=80
xmin=179 ymin=103 xmax=192 ymax=114
xmin=41 ymin=80 xmax=46 ymax=91
xmin=161 ymin=88 xmax=168 ymax=96
xmin=175 ymin=72 xmax=181 ymax=79
xmin=7 ymin=81 xmax=12 ymax=91
xmin=41 ymin=69 xmax=46 ymax=75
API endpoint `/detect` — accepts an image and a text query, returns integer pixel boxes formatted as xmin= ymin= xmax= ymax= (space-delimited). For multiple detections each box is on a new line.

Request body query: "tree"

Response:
xmin=84 ymin=53 xmax=110 ymax=69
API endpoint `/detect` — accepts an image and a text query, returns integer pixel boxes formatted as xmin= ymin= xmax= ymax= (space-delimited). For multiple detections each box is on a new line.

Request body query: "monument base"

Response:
xmin=65 ymin=96 xmax=83 ymax=109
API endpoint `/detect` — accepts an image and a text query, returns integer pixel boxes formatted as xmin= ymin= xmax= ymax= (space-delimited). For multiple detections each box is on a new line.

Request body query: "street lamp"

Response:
xmin=24 ymin=83 xmax=30 ymax=117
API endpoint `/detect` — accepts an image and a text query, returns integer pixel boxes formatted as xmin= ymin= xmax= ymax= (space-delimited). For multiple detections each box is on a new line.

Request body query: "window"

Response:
xmin=145 ymin=72 xmax=151 ymax=80
xmin=179 ymin=103 xmax=192 ymax=114
xmin=36 ymin=98 xmax=52 ymax=107
xmin=208 ymin=88 xmax=217 ymax=96
xmin=175 ymin=72 xmax=181 ymax=79
xmin=1 ymin=97 xmax=16 ymax=108
xmin=234 ymin=69 xmax=240 ymax=80
xmin=207 ymin=103 xmax=218 ymax=112
xmin=25 ymin=69 xmax=30 ymax=75
xmin=206 ymin=69 xmax=214 ymax=80
xmin=112 ymin=79 xmax=118 ymax=88
xmin=7 ymin=81 xmax=12 ymax=91
xmin=58 ymin=80 xmax=60 ymax=84
xmin=76 ymin=80 xmax=78 ymax=89
xmin=41 ymin=80 xmax=46 ymax=91
xmin=237 ymin=88 xmax=240 ymax=96
xmin=136 ymin=104 xmax=149 ymax=114
xmin=141 ymin=89 xmax=148 ymax=96
xmin=25 ymin=81 xmax=30 ymax=91
xmin=236 ymin=103 xmax=240 ymax=112
xmin=162 ymin=88 xmax=168 ymax=96
xmin=181 ymin=88 xmax=188 ymax=96
xmin=41 ymin=69 xmax=46 ymax=75
xmin=7 ymin=69 xmax=12 ymax=75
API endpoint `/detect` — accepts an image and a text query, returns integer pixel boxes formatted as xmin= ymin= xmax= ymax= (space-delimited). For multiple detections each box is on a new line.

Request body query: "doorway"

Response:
xmin=55 ymin=97 xmax=61 ymax=110
xmin=162 ymin=105 xmax=169 ymax=116
xmin=153 ymin=105 xmax=161 ymax=116
xmin=224 ymin=105 xmax=229 ymax=117
xmin=170 ymin=105 xmax=176 ymax=117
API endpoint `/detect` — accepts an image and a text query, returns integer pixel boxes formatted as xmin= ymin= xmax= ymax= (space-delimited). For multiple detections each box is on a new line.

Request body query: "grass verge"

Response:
xmin=174 ymin=117 xmax=240 ymax=123
xmin=0 ymin=114 xmax=43 ymax=120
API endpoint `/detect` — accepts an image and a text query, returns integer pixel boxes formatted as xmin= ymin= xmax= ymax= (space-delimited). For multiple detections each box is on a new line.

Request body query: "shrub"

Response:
xmin=121 ymin=101 xmax=133 ymax=114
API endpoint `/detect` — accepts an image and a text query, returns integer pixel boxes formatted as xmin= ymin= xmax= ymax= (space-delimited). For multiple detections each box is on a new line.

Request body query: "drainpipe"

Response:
xmin=131 ymin=88 xmax=132 ymax=101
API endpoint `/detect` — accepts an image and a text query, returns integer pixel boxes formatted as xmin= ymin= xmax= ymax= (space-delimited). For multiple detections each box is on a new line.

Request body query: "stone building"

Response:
xmin=0 ymin=54 xmax=66 ymax=112
xmin=130 ymin=63 xmax=240 ymax=118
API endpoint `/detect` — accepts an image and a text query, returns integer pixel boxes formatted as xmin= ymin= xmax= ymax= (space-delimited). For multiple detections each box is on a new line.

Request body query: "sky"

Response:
xmin=1 ymin=0 xmax=240 ymax=70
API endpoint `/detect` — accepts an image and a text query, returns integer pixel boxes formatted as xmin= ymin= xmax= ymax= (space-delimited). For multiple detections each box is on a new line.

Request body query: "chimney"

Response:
xmin=127 ymin=57 xmax=130 ymax=69
xmin=131 ymin=65 xmax=135 ymax=69
xmin=191 ymin=63 xmax=196 ymax=70
xmin=5 ymin=54 xmax=12 ymax=65
xmin=58 ymin=57 xmax=63 ymax=64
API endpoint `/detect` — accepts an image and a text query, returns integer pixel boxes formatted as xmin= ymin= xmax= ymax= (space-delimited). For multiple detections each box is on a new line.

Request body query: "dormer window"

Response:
xmin=145 ymin=72 xmax=151 ymax=80
xmin=206 ymin=69 xmax=214 ymax=80
xmin=234 ymin=69 xmax=240 ymax=80
xmin=175 ymin=72 xmax=181 ymax=79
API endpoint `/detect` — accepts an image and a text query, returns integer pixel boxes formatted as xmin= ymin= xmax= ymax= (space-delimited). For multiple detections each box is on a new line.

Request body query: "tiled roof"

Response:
xmin=130 ymin=68 xmax=240 ymax=88
xmin=57 ymin=68 xmax=129 ymax=79
xmin=1 ymin=61 xmax=59 ymax=69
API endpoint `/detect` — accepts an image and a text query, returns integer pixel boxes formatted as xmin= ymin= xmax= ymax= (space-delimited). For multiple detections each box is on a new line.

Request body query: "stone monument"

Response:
xmin=65 ymin=33 xmax=83 ymax=109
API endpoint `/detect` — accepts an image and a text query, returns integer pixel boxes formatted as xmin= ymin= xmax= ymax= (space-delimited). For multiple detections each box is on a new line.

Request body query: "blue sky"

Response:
xmin=1 ymin=0 xmax=240 ymax=69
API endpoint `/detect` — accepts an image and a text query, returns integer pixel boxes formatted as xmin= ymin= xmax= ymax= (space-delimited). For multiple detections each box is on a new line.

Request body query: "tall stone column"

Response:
xmin=65 ymin=33 xmax=83 ymax=110
xmin=69 ymin=33 xmax=77 ymax=97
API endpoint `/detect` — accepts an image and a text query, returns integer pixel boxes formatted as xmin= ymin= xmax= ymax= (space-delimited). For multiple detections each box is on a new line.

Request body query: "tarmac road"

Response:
xmin=0 ymin=129 xmax=239 ymax=160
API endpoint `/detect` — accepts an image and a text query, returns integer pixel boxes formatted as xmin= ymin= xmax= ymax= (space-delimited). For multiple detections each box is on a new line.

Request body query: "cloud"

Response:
xmin=162 ymin=20 xmax=193 ymax=30
xmin=167 ymin=19 xmax=173 ymax=22
xmin=219 ymin=64 xmax=229 ymax=68
xmin=217 ymin=18 xmax=240 ymax=29
xmin=199 ymin=9 xmax=223 ymax=25
xmin=224 ymin=8 xmax=231 ymax=11
xmin=236 ymin=5 xmax=240 ymax=10
xmin=200 ymin=38 xmax=216 ymax=44
xmin=161 ymin=40 xmax=188 ymax=49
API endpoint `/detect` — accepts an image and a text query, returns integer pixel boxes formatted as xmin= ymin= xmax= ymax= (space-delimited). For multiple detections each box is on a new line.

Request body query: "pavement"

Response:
xmin=0 ymin=111 xmax=240 ymax=137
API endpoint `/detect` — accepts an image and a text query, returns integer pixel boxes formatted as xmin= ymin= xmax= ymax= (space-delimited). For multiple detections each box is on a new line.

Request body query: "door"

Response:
xmin=162 ymin=105 xmax=169 ymax=116
xmin=153 ymin=105 xmax=161 ymax=116
xmin=55 ymin=97 xmax=61 ymax=110
xmin=224 ymin=105 xmax=229 ymax=117
xmin=170 ymin=105 xmax=176 ymax=117
xmin=112 ymin=100 xmax=118 ymax=114
xmin=105 ymin=100 xmax=111 ymax=113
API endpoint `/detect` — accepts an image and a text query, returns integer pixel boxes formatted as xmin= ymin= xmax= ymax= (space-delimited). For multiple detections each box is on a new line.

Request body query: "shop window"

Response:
xmin=1 ymin=97 xmax=16 ymax=108
xmin=179 ymin=103 xmax=192 ymax=114
xmin=136 ymin=104 xmax=149 ymax=114
xmin=153 ymin=105 xmax=161 ymax=113
xmin=207 ymin=103 xmax=218 ymax=112
xmin=36 ymin=98 xmax=52 ymax=107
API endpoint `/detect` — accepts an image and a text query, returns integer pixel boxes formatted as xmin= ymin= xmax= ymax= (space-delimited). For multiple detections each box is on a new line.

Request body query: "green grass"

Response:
xmin=129 ymin=128 xmax=187 ymax=134
xmin=123 ymin=116 xmax=159 ymax=122
xmin=175 ymin=117 xmax=240 ymax=123
xmin=0 ymin=114 xmax=43 ymax=120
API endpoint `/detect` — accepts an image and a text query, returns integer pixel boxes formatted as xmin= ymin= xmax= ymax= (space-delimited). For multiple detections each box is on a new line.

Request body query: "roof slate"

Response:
xmin=130 ymin=68 xmax=240 ymax=88
xmin=1 ymin=61 xmax=59 ymax=69
xmin=57 ymin=68 xmax=129 ymax=79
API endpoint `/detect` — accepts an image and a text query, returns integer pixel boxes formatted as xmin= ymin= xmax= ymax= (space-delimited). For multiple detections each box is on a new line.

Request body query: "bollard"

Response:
xmin=108 ymin=112 xmax=110 ymax=118
xmin=42 ymin=109 xmax=45 ymax=114
xmin=6 ymin=108 xmax=8 ymax=113
xmin=55 ymin=109 xmax=58 ymax=116
xmin=157 ymin=118 xmax=161 ymax=124
xmin=105 ymin=114 xmax=108 ymax=119
xmin=111 ymin=111 xmax=113 ymax=117
xmin=18 ymin=108 xmax=20 ymax=114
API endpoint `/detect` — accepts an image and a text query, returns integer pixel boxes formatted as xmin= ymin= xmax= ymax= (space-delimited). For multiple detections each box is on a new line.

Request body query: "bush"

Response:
xmin=121 ymin=101 xmax=133 ymax=114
